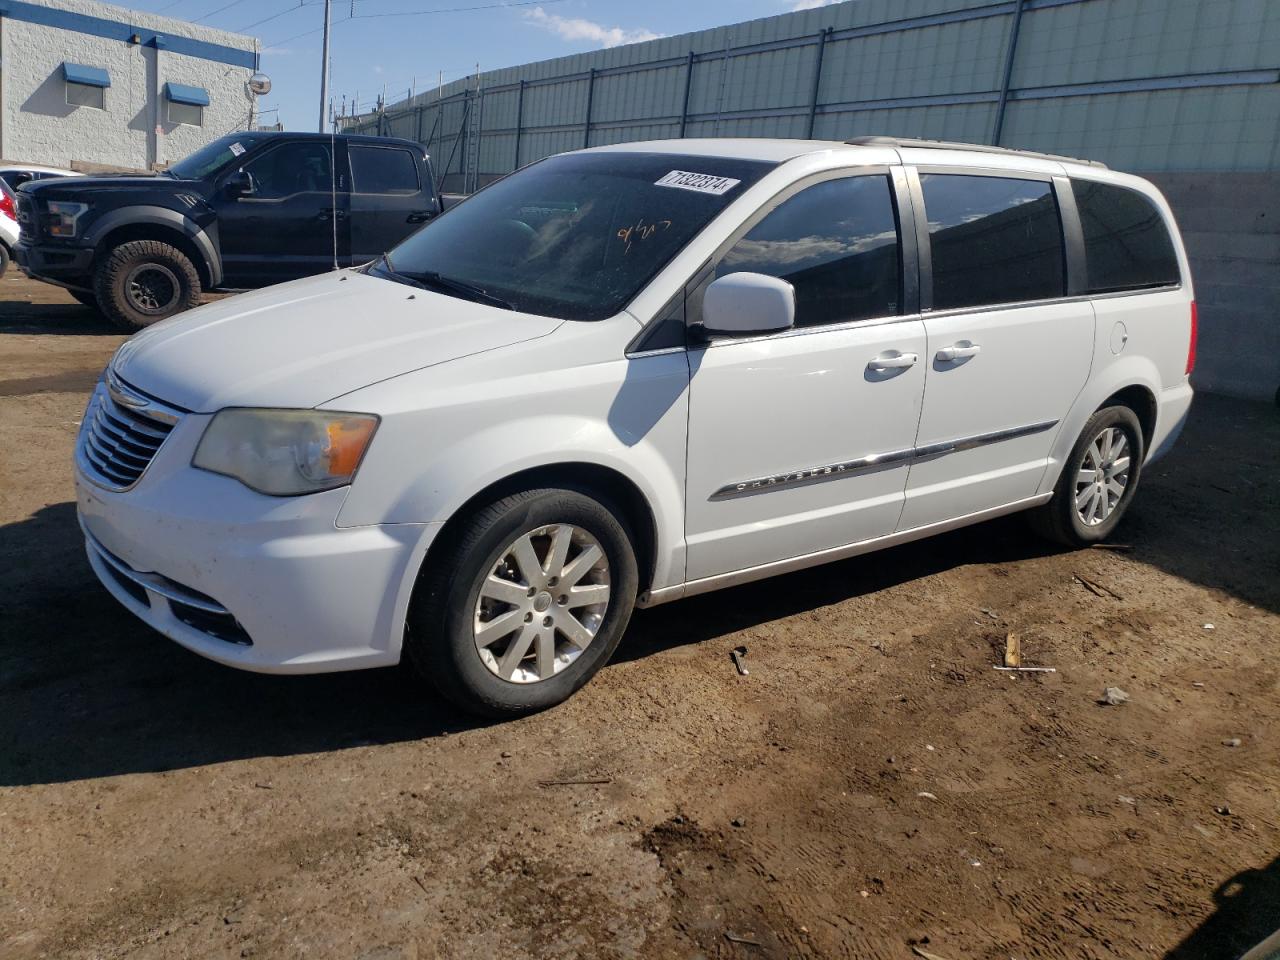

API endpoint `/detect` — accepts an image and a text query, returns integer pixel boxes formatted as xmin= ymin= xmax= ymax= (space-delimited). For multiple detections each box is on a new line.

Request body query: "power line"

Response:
xmin=192 ymin=0 xmax=258 ymax=23
xmin=262 ymin=0 xmax=565 ymax=48
xmin=351 ymin=0 xmax=567 ymax=20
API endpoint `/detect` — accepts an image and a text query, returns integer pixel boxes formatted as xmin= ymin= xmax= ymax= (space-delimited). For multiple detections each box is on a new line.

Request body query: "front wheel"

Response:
xmin=1030 ymin=405 xmax=1145 ymax=546
xmin=406 ymin=488 xmax=639 ymax=717
xmin=94 ymin=240 xmax=201 ymax=331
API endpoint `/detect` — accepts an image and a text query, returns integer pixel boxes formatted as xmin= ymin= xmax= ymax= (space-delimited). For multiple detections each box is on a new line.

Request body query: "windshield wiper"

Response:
xmin=368 ymin=252 xmax=427 ymax=289
xmin=407 ymin=271 xmax=515 ymax=311
xmin=367 ymin=256 xmax=514 ymax=310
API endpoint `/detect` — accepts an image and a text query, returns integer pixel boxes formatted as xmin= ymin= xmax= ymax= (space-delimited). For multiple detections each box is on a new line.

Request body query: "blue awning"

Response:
xmin=62 ymin=62 xmax=110 ymax=87
xmin=164 ymin=82 xmax=210 ymax=106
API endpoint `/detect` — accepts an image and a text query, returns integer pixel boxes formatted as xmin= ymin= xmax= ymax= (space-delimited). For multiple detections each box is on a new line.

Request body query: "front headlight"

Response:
xmin=193 ymin=409 xmax=379 ymax=496
xmin=45 ymin=201 xmax=89 ymax=238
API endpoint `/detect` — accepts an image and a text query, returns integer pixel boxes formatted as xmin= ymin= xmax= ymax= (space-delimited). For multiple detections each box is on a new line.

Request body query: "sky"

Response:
xmin=126 ymin=0 xmax=844 ymax=131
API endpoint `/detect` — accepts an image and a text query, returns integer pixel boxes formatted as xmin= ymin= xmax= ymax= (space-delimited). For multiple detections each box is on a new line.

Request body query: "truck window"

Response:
xmin=715 ymin=175 xmax=901 ymax=328
xmin=919 ymin=174 xmax=1065 ymax=310
xmin=1072 ymin=180 xmax=1180 ymax=293
xmin=244 ymin=143 xmax=333 ymax=199
xmin=350 ymin=145 xmax=420 ymax=195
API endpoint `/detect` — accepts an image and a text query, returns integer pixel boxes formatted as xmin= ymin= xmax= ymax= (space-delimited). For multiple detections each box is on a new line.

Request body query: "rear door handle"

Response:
xmin=936 ymin=341 xmax=981 ymax=362
xmin=868 ymin=351 xmax=918 ymax=372
xmin=406 ymin=210 xmax=434 ymax=223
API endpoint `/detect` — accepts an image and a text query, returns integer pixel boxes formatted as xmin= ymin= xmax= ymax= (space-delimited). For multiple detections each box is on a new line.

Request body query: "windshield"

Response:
xmin=168 ymin=134 xmax=270 ymax=180
xmin=376 ymin=152 xmax=775 ymax=321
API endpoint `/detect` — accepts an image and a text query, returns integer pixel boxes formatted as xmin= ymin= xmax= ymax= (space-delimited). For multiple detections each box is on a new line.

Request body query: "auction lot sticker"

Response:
xmin=655 ymin=170 xmax=742 ymax=195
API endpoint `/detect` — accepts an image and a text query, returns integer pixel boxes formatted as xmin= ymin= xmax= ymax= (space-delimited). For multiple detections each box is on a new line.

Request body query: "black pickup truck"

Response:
xmin=15 ymin=131 xmax=448 ymax=329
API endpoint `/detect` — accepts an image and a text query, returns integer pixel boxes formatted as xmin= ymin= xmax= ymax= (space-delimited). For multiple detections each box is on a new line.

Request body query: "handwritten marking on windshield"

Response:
xmin=617 ymin=218 xmax=672 ymax=254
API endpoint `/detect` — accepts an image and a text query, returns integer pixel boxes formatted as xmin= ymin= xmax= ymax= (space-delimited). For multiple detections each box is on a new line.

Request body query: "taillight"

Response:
xmin=0 ymin=188 xmax=14 ymax=221
xmin=1186 ymin=300 xmax=1198 ymax=376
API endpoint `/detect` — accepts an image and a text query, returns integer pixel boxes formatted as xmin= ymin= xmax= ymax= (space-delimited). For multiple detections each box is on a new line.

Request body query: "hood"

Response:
xmin=110 ymin=271 xmax=563 ymax=412
xmin=23 ymin=174 xmax=186 ymax=201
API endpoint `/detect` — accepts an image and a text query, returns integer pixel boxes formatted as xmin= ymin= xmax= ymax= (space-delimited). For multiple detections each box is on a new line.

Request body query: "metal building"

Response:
xmin=345 ymin=0 xmax=1280 ymax=402
xmin=0 ymin=0 xmax=260 ymax=171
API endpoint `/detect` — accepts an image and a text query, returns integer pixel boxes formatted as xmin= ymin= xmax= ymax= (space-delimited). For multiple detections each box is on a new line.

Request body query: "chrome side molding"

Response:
xmin=710 ymin=419 xmax=1058 ymax=501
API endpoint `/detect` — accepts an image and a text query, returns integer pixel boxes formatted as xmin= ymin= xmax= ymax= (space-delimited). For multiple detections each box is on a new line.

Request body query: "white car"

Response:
xmin=0 ymin=163 xmax=80 ymax=277
xmin=75 ymin=137 xmax=1195 ymax=715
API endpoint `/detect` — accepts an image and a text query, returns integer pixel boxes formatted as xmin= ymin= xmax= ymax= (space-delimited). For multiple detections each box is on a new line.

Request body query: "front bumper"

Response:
xmin=15 ymin=239 xmax=95 ymax=287
xmin=74 ymin=388 xmax=438 ymax=673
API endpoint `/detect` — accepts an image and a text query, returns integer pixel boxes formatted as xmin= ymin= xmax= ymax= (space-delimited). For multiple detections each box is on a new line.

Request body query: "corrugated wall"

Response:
xmin=342 ymin=0 xmax=1280 ymax=191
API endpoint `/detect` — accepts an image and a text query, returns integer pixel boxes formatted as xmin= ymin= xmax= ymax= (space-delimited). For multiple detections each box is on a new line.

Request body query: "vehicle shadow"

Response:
xmin=0 ymin=300 xmax=111 ymax=335
xmin=1163 ymin=854 xmax=1280 ymax=959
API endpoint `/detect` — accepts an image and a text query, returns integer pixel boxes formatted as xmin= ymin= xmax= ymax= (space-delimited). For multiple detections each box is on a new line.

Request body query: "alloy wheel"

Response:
xmin=473 ymin=523 xmax=611 ymax=683
xmin=1074 ymin=426 xmax=1131 ymax=526
xmin=125 ymin=264 xmax=181 ymax=315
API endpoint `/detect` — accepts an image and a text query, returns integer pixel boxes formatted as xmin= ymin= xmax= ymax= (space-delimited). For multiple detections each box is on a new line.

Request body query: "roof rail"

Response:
xmin=844 ymin=136 xmax=1108 ymax=169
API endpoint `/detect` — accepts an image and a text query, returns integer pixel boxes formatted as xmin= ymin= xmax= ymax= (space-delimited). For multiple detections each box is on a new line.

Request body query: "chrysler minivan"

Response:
xmin=75 ymin=137 xmax=1195 ymax=715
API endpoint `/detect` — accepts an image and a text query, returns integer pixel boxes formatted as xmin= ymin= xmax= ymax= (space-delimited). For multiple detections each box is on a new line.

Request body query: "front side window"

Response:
xmin=920 ymin=174 xmax=1065 ymax=310
xmin=350 ymin=145 xmax=419 ymax=195
xmin=715 ymin=175 xmax=902 ymax=328
xmin=243 ymin=142 xmax=334 ymax=199
xmin=376 ymin=152 xmax=774 ymax=321
xmin=1073 ymin=180 xmax=1180 ymax=293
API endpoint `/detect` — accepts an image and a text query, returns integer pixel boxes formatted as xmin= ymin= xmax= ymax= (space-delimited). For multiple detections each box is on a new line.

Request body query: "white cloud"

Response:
xmin=373 ymin=65 xmax=385 ymax=75
xmin=523 ymin=6 xmax=662 ymax=48
xmin=790 ymin=0 xmax=840 ymax=9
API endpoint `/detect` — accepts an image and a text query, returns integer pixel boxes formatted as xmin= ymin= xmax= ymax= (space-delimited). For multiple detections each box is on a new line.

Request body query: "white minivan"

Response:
xmin=76 ymin=137 xmax=1195 ymax=715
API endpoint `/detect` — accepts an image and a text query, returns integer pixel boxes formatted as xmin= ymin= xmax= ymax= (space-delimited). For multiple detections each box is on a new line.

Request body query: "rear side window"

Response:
xmin=350 ymin=145 xmax=420 ymax=195
xmin=716 ymin=175 xmax=901 ymax=327
xmin=919 ymin=174 xmax=1065 ymax=310
xmin=1072 ymin=180 xmax=1180 ymax=293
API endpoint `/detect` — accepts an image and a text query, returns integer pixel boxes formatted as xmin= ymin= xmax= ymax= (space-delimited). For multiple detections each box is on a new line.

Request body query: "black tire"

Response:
xmin=406 ymin=487 xmax=639 ymax=717
xmin=68 ymin=289 xmax=99 ymax=310
xmin=1029 ymin=405 xmax=1145 ymax=547
xmin=93 ymin=239 xmax=201 ymax=331
xmin=0 ymin=243 xmax=10 ymax=278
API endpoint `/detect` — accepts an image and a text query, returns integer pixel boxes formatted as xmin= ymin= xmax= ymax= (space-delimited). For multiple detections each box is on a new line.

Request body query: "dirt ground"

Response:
xmin=1 ymin=271 xmax=1278 ymax=960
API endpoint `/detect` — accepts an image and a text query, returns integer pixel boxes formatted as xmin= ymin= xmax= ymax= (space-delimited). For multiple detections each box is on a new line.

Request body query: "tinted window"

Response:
xmin=716 ymin=176 xmax=901 ymax=327
xmin=1073 ymin=180 xmax=1179 ymax=293
xmin=244 ymin=142 xmax=333 ymax=198
xmin=920 ymin=174 xmax=1065 ymax=310
xmin=168 ymin=133 xmax=270 ymax=180
xmin=378 ymin=152 xmax=774 ymax=322
xmin=350 ymin=145 xmax=420 ymax=195
xmin=0 ymin=172 xmax=31 ymax=189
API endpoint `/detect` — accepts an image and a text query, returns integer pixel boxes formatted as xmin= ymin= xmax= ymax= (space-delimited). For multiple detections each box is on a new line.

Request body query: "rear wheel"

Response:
xmin=94 ymin=240 xmax=201 ymax=331
xmin=406 ymin=488 xmax=639 ymax=717
xmin=0 ymin=243 xmax=10 ymax=278
xmin=1030 ymin=405 xmax=1144 ymax=546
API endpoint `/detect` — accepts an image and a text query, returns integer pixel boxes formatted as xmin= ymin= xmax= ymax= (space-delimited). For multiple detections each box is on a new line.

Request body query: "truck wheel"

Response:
xmin=406 ymin=487 xmax=639 ymax=717
xmin=1029 ymin=405 xmax=1145 ymax=547
xmin=94 ymin=240 xmax=201 ymax=331
xmin=0 ymin=243 xmax=10 ymax=278
xmin=69 ymin=289 xmax=100 ymax=311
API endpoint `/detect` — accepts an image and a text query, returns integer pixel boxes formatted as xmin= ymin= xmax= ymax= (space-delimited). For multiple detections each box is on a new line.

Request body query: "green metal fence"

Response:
xmin=341 ymin=0 xmax=1280 ymax=192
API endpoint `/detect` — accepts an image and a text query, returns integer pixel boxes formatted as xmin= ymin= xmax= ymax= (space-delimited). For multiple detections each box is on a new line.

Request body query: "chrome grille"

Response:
xmin=79 ymin=380 xmax=180 ymax=490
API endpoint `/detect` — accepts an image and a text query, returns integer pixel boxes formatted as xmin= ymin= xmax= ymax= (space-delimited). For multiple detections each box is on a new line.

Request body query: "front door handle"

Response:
xmin=406 ymin=210 xmax=434 ymax=223
xmin=936 ymin=341 xmax=981 ymax=362
xmin=868 ymin=351 xmax=918 ymax=372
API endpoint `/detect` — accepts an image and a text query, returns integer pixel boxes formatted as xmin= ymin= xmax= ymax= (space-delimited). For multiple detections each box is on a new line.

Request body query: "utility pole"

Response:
xmin=318 ymin=0 xmax=332 ymax=132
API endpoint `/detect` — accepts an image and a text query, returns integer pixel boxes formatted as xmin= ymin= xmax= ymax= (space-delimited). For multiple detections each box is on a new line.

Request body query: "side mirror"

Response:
xmin=699 ymin=272 xmax=796 ymax=338
xmin=225 ymin=170 xmax=254 ymax=197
